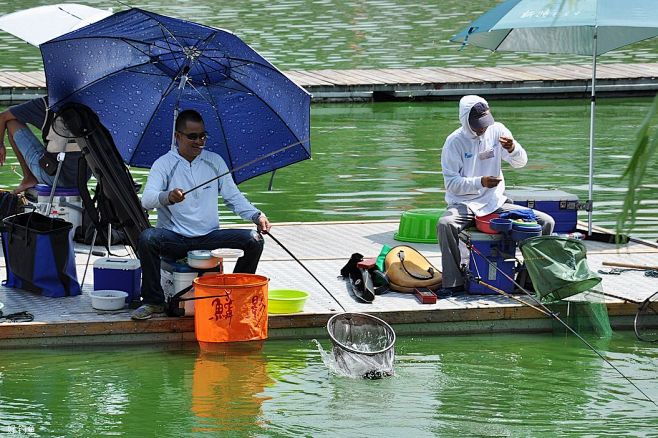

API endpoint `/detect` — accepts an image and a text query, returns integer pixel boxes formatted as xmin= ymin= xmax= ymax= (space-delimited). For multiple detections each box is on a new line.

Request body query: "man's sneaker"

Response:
xmin=131 ymin=304 xmax=165 ymax=320
xmin=436 ymin=285 xmax=465 ymax=298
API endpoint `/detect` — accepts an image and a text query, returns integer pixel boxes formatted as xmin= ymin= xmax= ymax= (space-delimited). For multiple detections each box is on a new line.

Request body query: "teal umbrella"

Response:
xmin=452 ymin=0 xmax=658 ymax=234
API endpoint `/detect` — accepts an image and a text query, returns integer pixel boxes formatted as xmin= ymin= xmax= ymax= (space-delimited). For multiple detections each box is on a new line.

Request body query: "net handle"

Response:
xmin=634 ymin=290 xmax=658 ymax=343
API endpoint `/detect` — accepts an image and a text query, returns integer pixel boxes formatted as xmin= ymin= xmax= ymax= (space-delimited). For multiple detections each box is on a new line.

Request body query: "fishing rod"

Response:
xmin=468 ymin=274 xmax=556 ymax=318
xmin=183 ymin=137 xmax=310 ymax=196
xmin=265 ymin=232 xmax=346 ymax=312
xmin=462 ymin=233 xmax=658 ymax=407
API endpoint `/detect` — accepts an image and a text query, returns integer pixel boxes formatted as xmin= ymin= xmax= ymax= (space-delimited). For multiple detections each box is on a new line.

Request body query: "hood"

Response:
xmin=459 ymin=95 xmax=489 ymax=137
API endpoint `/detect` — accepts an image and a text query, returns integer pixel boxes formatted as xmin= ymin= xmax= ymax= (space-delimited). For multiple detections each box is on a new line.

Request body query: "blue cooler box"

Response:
xmin=464 ymin=231 xmax=516 ymax=295
xmin=94 ymin=258 xmax=141 ymax=303
xmin=504 ymin=189 xmax=579 ymax=233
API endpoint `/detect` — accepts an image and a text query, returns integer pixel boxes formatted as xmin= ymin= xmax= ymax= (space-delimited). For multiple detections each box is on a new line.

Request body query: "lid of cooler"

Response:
xmin=93 ymin=257 xmax=141 ymax=270
xmin=504 ymin=188 xmax=579 ymax=202
xmin=35 ymin=184 xmax=80 ymax=197
xmin=211 ymin=248 xmax=244 ymax=259
xmin=462 ymin=230 xmax=506 ymax=241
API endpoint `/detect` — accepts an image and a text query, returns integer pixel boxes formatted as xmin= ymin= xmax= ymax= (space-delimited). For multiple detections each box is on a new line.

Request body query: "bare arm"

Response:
xmin=0 ymin=109 xmax=17 ymax=165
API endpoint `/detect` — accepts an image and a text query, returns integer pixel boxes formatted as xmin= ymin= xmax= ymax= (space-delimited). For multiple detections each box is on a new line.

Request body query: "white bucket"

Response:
xmin=161 ymin=270 xmax=198 ymax=316
xmin=30 ymin=188 xmax=83 ymax=240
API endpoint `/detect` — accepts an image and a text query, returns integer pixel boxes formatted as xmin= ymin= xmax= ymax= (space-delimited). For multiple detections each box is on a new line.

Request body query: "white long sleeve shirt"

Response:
xmin=141 ymin=149 xmax=260 ymax=237
xmin=441 ymin=95 xmax=528 ymax=216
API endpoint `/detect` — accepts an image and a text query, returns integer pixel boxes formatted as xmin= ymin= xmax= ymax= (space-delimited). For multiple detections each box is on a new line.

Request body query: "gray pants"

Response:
xmin=437 ymin=202 xmax=555 ymax=288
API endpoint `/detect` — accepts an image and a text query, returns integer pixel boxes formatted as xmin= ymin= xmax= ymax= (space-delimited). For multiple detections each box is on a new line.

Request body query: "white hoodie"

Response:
xmin=440 ymin=95 xmax=527 ymax=217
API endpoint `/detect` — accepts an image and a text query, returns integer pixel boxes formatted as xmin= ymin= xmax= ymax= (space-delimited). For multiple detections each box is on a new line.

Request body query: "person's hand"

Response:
xmin=257 ymin=214 xmax=271 ymax=234
xmin=168 ymin=188 xmax=185 ymax=204
xmin=0 ymin=145 xmax=5 ymax=166
xmin=481 ymin=176 xmax=502 ymax=188
xmin=500 ymin=136 xmax=515 ymax=152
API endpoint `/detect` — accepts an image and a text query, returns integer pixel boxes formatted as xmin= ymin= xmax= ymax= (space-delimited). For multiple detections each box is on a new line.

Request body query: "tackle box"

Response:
xmin=463 ymin=231 xmax=516 ymax=295
xmin=504 ymin=189 xmax=579 ymax=233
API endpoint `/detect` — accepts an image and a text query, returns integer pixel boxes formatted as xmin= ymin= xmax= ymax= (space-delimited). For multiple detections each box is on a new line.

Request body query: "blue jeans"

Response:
xmin=13 ymin=127 xmax=85 ymax=187
xmin=138 ymin=228 xmax=264 ymax=305
xmin=13 ymin=127 xmax=52 ymax=185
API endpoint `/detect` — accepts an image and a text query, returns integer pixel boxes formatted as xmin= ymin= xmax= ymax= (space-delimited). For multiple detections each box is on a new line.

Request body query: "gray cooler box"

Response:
xmin=504 ymin=189 xmax=579 ymax=233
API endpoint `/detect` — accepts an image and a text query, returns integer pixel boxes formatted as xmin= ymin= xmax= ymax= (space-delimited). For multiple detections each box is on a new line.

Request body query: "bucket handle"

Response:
xmin=8 ymin=210 xmax=37 ymax=247
xmin=170 ymin=275 xmax=270 ymax=304
xmin=168 ymin=283 xmax=230 ymax=304
xmin=176 ymin=294 xmax=228 ymax=302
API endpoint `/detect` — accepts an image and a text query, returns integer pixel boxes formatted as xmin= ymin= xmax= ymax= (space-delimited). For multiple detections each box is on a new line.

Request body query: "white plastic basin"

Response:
xmin=90 ymin=290 xmax=128 ymax=310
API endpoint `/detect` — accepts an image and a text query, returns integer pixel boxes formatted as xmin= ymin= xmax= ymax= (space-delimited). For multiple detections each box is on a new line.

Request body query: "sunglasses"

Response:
xmin=177 ymin=131 xmax=208 ymax=141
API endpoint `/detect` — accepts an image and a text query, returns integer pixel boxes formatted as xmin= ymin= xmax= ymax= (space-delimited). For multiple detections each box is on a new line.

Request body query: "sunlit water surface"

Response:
xmin=0 ymin=333 xmax=656 ymax=436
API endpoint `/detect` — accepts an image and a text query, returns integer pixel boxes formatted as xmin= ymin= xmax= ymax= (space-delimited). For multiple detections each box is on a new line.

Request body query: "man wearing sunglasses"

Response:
xmin=132 ymin=109 xmax=272 ymax=320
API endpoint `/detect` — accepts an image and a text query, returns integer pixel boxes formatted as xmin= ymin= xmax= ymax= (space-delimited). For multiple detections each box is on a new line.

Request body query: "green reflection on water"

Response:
xmin=0 ymin=333 xmax=655 ymax=436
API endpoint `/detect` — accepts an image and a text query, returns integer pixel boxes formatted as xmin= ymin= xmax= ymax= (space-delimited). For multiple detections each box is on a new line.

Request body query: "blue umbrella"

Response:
xmin=452 ymin=0 xmax=658 ymax=233
xmin=40 ymin=8 xmax=311 ymax=184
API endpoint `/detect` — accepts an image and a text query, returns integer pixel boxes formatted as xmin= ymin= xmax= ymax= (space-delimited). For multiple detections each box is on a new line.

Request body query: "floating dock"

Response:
xmin=0 ymin=220 xmax=652 ymax=348
xmin=1 ymin=62 xmax=657 ymax=104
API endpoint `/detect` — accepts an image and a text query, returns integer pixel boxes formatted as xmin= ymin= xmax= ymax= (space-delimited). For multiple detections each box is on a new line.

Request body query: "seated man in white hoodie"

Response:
xmin=132 ymin=109 xmax=271 ymax=320
xmin=437 ymin=95 xmax=554 ymax=297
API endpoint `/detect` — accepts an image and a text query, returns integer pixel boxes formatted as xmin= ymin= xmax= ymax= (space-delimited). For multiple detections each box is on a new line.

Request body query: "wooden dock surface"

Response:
xmin=0 ymin=219 xmax=653 ymax=347
xmin=1 ymin=62 xmax=657 ymax=104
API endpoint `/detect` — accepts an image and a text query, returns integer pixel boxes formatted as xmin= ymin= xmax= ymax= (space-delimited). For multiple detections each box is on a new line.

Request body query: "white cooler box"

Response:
xmin=26 ymin=184 xmax=83 ymax=239
xmin=161 ymin=259 xmax=222 ymax=316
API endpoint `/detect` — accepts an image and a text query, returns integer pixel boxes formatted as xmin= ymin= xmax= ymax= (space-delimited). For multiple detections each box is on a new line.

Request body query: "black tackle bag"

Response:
xmin=2 ymin=212 xmax=81 ymax=297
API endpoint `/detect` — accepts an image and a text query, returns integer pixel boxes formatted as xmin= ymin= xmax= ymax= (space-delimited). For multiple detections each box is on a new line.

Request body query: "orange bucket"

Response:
xmin=193 ymin=273 xmax=269 ymax=343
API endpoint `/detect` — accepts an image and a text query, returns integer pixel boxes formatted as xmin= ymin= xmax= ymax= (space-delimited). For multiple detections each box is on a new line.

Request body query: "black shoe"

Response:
xmin=436 ymin=285 xmax=465 ymax=298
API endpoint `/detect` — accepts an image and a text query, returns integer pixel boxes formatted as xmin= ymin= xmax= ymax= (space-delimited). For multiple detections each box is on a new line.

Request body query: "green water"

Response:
xmin=2 ymin=0 xmax=658 ymax=70
xmin=0 ymin=333 xmax=656 ymax=436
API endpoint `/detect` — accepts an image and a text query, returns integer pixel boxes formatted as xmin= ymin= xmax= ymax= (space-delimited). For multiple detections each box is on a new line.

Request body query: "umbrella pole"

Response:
xmin=170 ymin=72 xmax=190 ymax=150
xmin=587 ymin=28 xmax=598 ymax=236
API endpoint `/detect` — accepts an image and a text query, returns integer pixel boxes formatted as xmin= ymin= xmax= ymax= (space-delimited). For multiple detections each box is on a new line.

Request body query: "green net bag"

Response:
xmin=519 ymin=236 xmax=602 ymax=302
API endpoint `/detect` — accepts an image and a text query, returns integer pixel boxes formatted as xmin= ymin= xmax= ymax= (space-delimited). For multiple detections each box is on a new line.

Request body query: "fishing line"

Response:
xmin=265 ymin=232 xmax=346 ymax=312
xmin=182 ymin=137 xmax=310 ymax=196
xmin=463 ymin=234 xmax=658 ymax=407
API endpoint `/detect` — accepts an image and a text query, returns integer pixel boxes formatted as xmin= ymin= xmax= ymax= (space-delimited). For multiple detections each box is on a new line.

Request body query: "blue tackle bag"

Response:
xmin=2 ymin=212 xmax=81 ymax=297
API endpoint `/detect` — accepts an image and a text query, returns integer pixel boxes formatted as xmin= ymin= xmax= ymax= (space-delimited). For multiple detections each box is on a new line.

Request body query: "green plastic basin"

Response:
xmin=394 ymin=208 xmax=444 ymax=244
xmin=268 ymin=289 xmax=309 ymax=314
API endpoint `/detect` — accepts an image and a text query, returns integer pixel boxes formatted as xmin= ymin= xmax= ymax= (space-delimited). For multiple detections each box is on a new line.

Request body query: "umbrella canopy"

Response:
xmin=40 ymin=8 xmax=311 ymax=184
xmin=451 ymin=0 xmax=658 ymax=233
xmin=452 ymin=0 xmax=658 ymax=55
xmin=0 ymin=4 xmax=112 ymax=46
